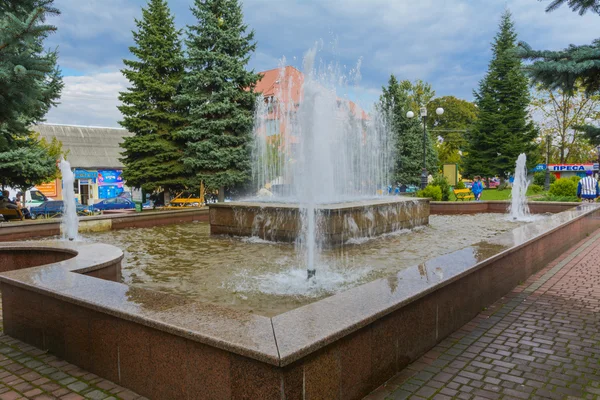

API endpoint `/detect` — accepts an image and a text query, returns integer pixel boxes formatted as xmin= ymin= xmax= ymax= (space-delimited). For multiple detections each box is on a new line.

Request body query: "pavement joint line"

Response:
xmin=374 ymin=229 xmax=600 ymax=400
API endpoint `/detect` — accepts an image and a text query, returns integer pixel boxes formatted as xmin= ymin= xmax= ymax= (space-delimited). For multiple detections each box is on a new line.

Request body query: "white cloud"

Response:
xmin=44 ymin=0 xmax=600 ymax=126
xmin=45 ymin=71 xmax=127 ymax=128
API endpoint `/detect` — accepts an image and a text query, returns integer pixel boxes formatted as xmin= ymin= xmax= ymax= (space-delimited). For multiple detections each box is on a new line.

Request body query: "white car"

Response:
xmin=5 ymin=187 xmax=51 ymax=209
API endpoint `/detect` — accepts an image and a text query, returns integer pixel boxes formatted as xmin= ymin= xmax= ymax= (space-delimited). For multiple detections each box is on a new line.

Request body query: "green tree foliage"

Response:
xmin=378 ymin=75 xmax=438 ymax=186
xmin=464 ymin=11 xmax=538 ymax=179
xmin=118 ymin=0 xmax=189 ymax=194
xmin=402 ymin=80 xmax=436 ymax=113
xmin=533 ymin=171 xmax=557 ymax=186
xmin=177 ymin=0 xmax=260 ymax=201
xmin=518 ymin=2 xmax=600 ymax=144
xmin=0 ymin=0 xmax=63 ymax=190
xmin=426 ymin=96 xmax=478 ymax=168
xmin=545 ymin=0 xmax=600 ymax=15
xmin=0 ymin=136 xmax=55 ymax=191
xmin=532 ymin=83 xmax=600 ymax=163
xmin=517 ymin=0 xmax=599 ymax=95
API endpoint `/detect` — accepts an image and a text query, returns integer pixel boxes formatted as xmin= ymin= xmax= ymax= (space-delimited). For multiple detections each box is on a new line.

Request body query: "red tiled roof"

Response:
xmin=255 ymin=66 xmax=368 ymax=120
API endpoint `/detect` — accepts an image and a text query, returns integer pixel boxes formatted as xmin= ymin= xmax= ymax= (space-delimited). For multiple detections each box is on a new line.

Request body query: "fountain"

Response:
xmin=508 ymin=153 xmax=531 ymax=221
xmin=59 ymin=158 xmax=79 ymax=240
xmin=209 ymin=46 xmax=430 ymax=278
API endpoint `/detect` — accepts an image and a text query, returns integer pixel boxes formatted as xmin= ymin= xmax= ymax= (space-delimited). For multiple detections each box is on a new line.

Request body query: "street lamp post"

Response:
xmin=545 ymin=135 xmax=551 ymax=191
xmin=407 ymin=106 xmax=444 ymax=189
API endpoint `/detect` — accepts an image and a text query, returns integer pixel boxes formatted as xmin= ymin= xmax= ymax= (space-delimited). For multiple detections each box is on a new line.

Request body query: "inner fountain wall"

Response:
xmin=209 ymin=198 xmax=430 ymax=244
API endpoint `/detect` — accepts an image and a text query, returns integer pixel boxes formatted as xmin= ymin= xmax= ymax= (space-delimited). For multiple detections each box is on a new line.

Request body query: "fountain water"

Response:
xmin=59 ymin=158 xmax=79 ymax=240
xmin=250 ymin=45 xmax=396 ymax=278
xmin=508 ymin=153 xmax=531 ymax=221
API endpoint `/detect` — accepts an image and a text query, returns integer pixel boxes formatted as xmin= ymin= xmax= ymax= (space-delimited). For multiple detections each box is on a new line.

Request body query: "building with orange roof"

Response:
xmin=253 ymin=66 xmax=368 ymax=148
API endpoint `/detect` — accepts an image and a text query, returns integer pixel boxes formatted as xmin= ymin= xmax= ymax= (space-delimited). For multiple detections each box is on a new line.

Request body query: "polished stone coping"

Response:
xmin=1 ymin=203 xmax=598 ymax=367
xmin=0 ymin=207 xmax=208 ymax=229
xmin=210 ymin=197 xmax=426 ymax=211
xmin=0 ymin=241 xmax=279 ymax=364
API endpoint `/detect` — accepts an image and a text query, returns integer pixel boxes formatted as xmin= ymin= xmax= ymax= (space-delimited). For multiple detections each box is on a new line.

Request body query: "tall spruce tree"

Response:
xmin=378 ymin=75 xmax=438 ymax=186
xmin=0 ymin=0 xmax=63 ymax=190
xmin=517 ymin=1 xmax=600 ymax=143
xmin=464 ymin=11 xmax=537 ymax=179
xmin=118 ymin=0 xmax=188 ymax=195
xmin=178 ymin=0 xmax=260 ymax=201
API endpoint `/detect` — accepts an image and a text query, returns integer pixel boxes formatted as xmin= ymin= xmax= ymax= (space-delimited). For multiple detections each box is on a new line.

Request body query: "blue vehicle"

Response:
xmin=92 ymin=197 xmax=136 ymax=211
xmin=30 ymin=201 xmax=91 ymax=219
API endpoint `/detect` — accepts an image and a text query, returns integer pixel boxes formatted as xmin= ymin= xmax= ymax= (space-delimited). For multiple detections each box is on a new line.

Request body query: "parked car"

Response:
xmin=92 ymin=197 xmax=135 ymax=211
xmin=30 ymin=201 xmax=91 ymax=219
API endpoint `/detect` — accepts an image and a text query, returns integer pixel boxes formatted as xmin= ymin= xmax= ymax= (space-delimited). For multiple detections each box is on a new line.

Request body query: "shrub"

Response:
xmin=431 ymin=175 xmax=451 ymax=201
xmin=416 ymin=185 xmax=442 ymax=201
xmin=497 ymin=181 xmax=509 ymax=191
xmin=533 ymin=171 xmax=556 ymax=186
xmin=528 ymin=184 xmax=543 ymax=194
xmin=549 ymin=178 xmax=578 ymax=197
xmin=455 ymin=180 xmax=466 ymax=190
xmin=569 ymin=175 xmax=581 ymax=183
xmin=537 ymin=194 xmax=580 ymax=202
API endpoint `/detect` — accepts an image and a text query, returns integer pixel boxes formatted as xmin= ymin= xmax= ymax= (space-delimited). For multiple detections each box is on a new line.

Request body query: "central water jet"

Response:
xmin=210 ymin=44 xmax=430 ymax=279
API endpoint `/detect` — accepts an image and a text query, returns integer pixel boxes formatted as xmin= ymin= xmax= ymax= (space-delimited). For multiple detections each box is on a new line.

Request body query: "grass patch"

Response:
xmin=450 ymin=187 xmax=539 ymax=201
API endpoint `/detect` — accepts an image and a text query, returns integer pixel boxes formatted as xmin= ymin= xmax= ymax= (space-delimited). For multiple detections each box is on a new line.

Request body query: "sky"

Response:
xmin=43 ymin=0 xmax=599 ymax=128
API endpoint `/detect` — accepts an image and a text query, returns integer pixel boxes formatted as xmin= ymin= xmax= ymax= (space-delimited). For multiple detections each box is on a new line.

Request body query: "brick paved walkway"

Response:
xmin=365 ymin=230 xmax=600 ymax=400
xmin=0 ymin=302 xmax=144 ymax=399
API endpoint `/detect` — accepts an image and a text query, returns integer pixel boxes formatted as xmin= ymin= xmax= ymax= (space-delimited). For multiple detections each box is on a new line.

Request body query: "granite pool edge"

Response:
xmin=0 ymin=203 xmax=597 ymax=370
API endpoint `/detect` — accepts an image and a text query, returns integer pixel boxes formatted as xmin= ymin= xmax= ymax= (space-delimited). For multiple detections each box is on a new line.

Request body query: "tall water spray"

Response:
xmin=251 ymin=45 xmax=394 ymax=277
xmin=508 ymin=153 xmax=530 ymax=221
xmin=59 ymin=158 xmax=79 ymax=240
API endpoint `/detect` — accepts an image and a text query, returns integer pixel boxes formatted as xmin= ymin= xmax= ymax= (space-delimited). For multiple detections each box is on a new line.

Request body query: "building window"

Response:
xmin=73 ymin=180 xmax=79 ymax=194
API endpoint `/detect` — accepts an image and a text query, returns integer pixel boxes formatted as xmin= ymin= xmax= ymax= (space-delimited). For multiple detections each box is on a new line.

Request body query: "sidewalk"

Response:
xmin=365 ymin=230 xmax=600 ymax=400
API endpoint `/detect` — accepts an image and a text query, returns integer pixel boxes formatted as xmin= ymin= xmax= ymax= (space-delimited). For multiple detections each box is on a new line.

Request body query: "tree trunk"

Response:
xmin=218 ymin=186 xmax=225 ymax=202
xmin=164 ymin=191 xmax=170 ymax=205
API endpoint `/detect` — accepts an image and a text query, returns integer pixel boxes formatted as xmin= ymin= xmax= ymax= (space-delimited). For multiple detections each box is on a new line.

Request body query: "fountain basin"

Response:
xmin=1 ymin=203 xmax=599 ymax=400
xmin=209 ymin=197 xmax=430 ymax=243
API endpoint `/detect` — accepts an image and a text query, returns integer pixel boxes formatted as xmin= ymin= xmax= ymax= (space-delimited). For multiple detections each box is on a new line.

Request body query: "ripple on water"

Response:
xmin=76 ymin=213 xmax=528 ymax=316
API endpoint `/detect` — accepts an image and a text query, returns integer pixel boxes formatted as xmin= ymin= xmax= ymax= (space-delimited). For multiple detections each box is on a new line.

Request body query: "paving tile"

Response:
xmin=366 ymin=231 xmax=600 ymax=400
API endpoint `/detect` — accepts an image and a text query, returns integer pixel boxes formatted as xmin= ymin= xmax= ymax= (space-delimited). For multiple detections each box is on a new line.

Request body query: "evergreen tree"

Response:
xmin=0 ymin=0 xmax=63 ymax=189
xmin=378 ymin=75 xmax=437 ymax=186
xmin=464 ymin=11 xmax=538 ymax=179
xmin=517 ymin=1 xmax=600 ymax=143
xmin=118 ymin=0 xmax=189 ymax=195
xmin=177 ymin=0 xmax=260 ymax=201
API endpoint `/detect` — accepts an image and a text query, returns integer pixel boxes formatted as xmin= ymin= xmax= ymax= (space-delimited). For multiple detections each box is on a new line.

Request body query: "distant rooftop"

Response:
xmin=31 ymin=124 xmax=133 ymax=170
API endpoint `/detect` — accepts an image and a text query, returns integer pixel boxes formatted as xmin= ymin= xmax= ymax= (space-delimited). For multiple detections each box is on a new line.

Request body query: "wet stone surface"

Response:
xmin=78 ymin=214 xmax=524 ymax=316
xmin=365 ymin=230 xmax=600 ymax=400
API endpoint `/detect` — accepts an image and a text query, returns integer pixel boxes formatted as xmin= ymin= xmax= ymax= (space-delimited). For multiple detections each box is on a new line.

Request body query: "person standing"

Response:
xmin=577 ymin=170 xmax=599 ymax=202
xmin=472 ymin=176 xmax=484 ymax=201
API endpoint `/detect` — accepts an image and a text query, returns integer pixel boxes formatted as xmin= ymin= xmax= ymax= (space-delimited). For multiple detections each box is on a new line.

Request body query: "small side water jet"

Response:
xmin=59 ymin=158 xmax=79 ymax=241
xmin=508 ymin=153 xmax=531 ymax=221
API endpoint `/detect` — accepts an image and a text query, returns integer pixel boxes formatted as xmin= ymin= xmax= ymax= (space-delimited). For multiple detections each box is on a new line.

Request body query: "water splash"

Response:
xmin=59 ymin=158 xmax=79 ymax=240
xmin=508 ymin=153 xmax=531 ymax=221
xmin=251 ymin=44 xmax=394 ymax=276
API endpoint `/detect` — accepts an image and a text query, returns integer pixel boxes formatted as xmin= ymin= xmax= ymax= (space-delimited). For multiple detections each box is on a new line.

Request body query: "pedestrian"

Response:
xmin=577 ymin=170 xmax=599 ymax=203
xmin=0 ymin=190 xmax=32 ymax=219
xmin=472 ymin=176 xmax=484 ymax=201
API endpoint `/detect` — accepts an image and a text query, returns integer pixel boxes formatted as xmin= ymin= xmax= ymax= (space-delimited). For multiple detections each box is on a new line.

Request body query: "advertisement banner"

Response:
xmin=37 ymin=180 xmax=58 ymax=197
xmin=98 ymin=170 xmax=124 ymax=199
